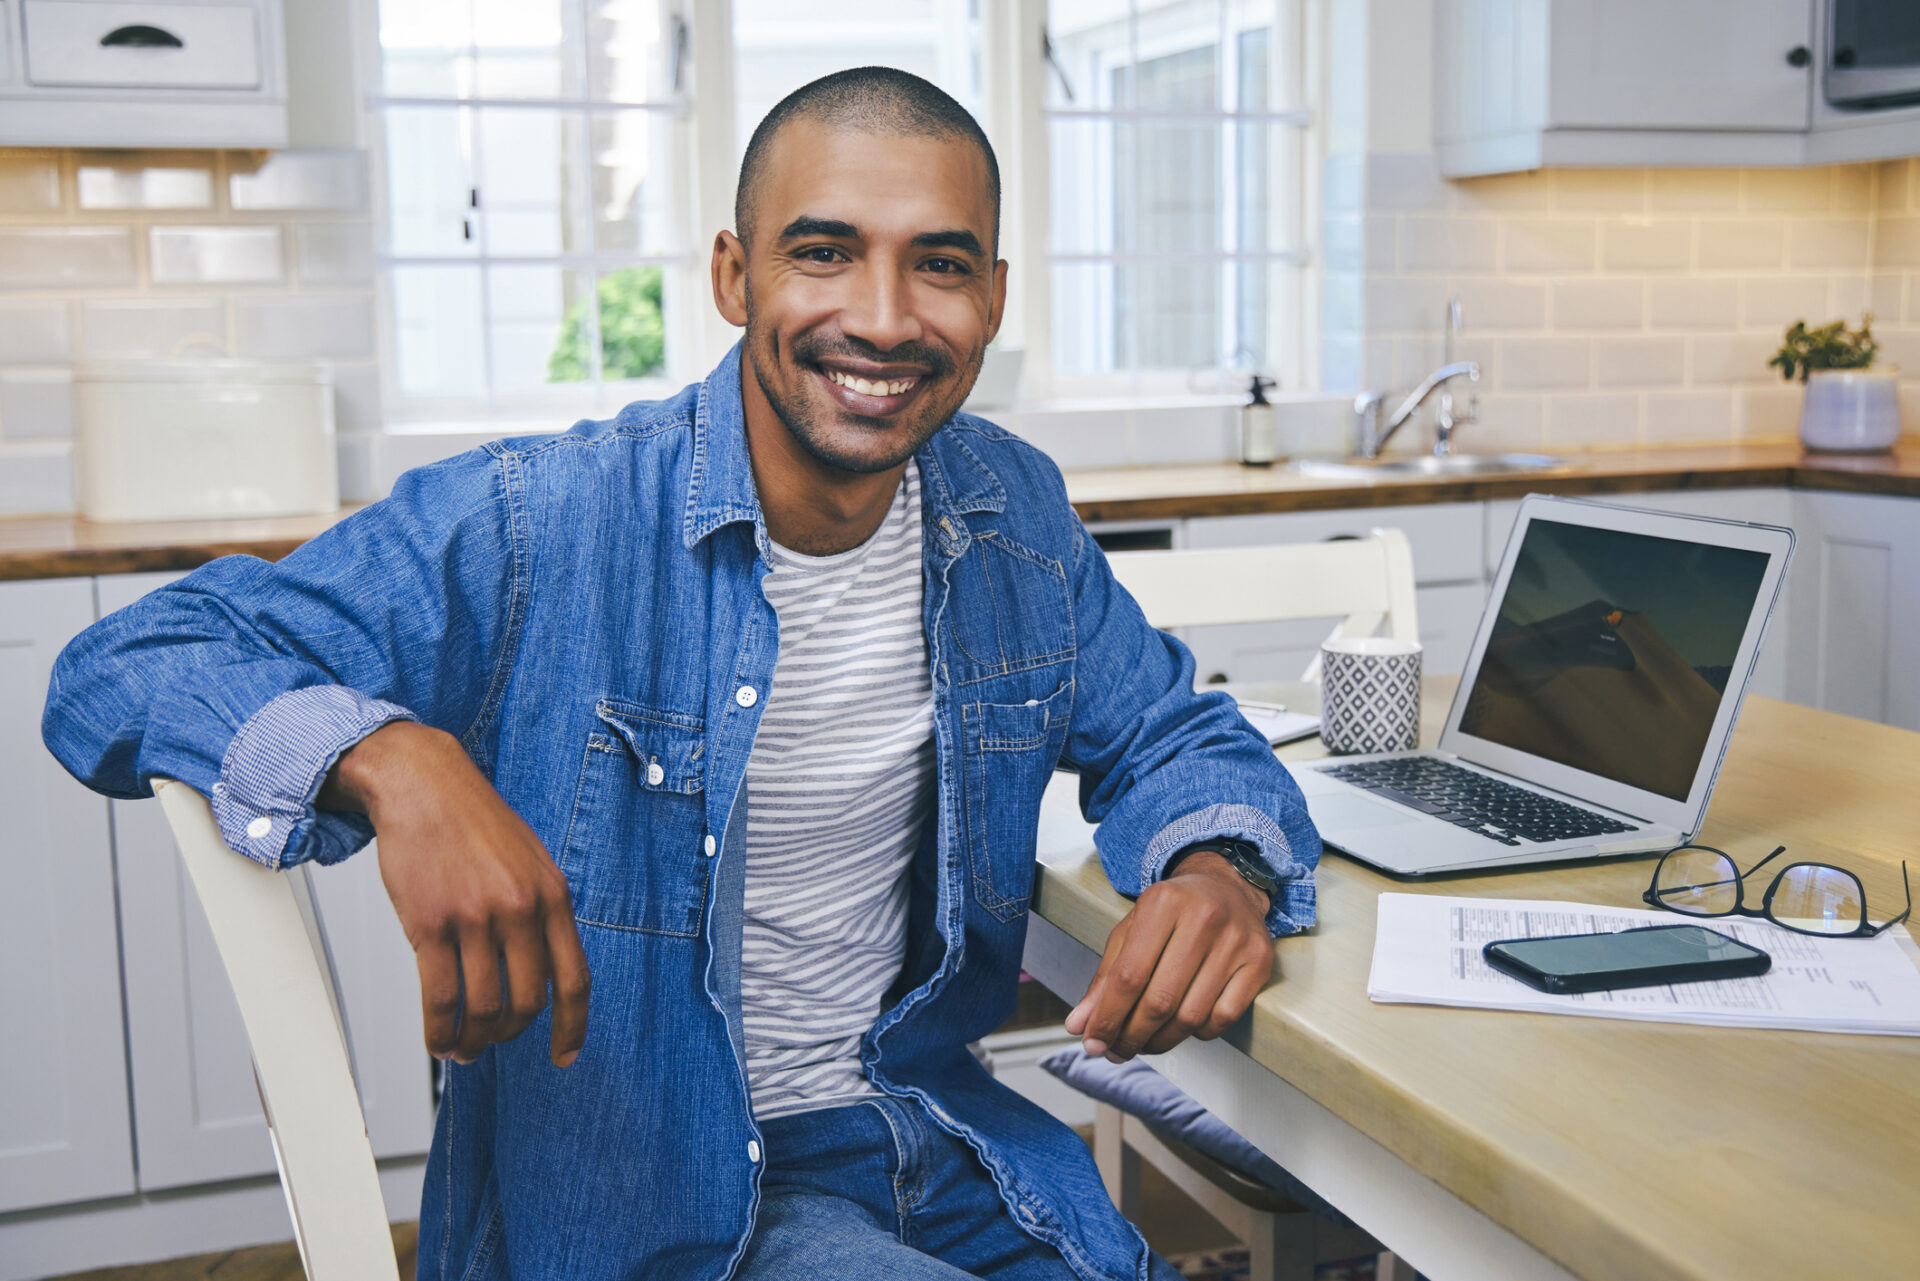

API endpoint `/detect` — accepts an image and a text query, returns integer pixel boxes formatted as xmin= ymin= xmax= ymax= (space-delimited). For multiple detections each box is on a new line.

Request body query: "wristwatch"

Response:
xmin=1167 ymin=837 xmax=1279 ymax=907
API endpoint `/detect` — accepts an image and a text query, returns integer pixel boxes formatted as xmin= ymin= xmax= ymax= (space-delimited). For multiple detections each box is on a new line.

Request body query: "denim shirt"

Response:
xmin=43 ymin=346 xmax=1319 ymax=1281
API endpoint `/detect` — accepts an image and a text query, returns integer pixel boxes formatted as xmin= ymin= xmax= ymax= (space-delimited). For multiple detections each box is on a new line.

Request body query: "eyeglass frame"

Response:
xmin=1642 ymin=843 xmax=1913 ymax=939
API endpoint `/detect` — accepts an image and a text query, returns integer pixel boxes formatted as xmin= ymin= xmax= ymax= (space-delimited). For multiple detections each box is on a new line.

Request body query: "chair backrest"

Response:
xmin=1105 ymin=529 xmax=1419 ymax=681
xmin=154 ymin=779 xmax=401 ymax=1281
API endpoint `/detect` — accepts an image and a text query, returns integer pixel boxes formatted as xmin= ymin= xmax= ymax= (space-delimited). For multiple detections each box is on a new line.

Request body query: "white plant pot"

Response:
xmin=1798 ymin=367 xmax=1902 ymax=453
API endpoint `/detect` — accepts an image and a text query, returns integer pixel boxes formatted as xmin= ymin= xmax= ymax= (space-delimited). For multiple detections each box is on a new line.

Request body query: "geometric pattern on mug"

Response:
xmin=1322 ymin=651 xmax=1421 ymax=755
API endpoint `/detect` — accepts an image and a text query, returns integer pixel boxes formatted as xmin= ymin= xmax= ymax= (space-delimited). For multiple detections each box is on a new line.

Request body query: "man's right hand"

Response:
xmin=320 ymin=721 xmax=591 ymax=1068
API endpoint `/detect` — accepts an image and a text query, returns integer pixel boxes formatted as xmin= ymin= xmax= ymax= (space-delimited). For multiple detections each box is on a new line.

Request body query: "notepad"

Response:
xmin=1234 ymin=698 xmax=1321 ymax=746
xmin=1367 ymin=893 xmax=1920 ymax=1036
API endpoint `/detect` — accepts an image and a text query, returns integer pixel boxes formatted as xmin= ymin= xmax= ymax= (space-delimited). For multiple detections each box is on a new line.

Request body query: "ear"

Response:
xmin=711 ymin=229 xmax=748 ymax=328
xmin=985 ymin=259 xmax=1009 ymax=345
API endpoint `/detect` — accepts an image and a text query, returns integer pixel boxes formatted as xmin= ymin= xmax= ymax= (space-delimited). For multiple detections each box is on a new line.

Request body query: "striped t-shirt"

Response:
xmin=741 ymin=461 xmax=935 ymax=1121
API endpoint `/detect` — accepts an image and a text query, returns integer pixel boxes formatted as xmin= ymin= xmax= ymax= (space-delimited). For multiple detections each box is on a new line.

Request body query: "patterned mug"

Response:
xmin=1319 ymin=637 xmax=1422 ymax=755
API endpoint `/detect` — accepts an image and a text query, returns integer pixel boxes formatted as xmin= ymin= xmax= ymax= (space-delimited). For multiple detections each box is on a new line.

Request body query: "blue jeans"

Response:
xmin=737 ymin=1096 xmax=1186 ymax=1281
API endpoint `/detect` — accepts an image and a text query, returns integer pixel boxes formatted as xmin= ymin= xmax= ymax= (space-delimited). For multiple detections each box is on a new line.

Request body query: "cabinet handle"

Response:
xmin=100 ymin=24 xmax=184 ymax=48
xmin=1786 ymin=45 xmax=1811 ymax=68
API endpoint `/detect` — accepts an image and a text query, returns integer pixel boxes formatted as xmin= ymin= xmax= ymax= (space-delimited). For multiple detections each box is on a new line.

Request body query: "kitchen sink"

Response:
xmin=1288 ymin=453 xmax=1569 ymax=481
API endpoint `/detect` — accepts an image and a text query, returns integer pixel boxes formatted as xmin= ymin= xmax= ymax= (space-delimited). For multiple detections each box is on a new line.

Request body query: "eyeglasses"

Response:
xmin=1643 ymin=844 xmax=1912 ymax=939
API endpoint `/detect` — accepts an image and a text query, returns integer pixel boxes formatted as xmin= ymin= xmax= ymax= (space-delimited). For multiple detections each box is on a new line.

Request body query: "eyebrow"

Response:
xmin=775 ymin=217 xmax=987 ymax=260
xmin=911 ymin=229 xmax=986 ymax=258
xmin=777 ymin=216 xmax=859 ymax=242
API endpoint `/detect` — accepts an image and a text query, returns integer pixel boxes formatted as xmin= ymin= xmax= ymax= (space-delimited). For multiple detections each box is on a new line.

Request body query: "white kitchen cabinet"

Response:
xmin=0 ymin=577 xmax=137 ymax=1213
xmin=0 ymin=0 xmax=287 ymax=147
xmin=1785 ymin=491 xmax=1920 ymax=731
xmin=1185 ymin=503 xmax=1486 ymax=586
xmin=100 ymin=572 xmax=432 ymax=1192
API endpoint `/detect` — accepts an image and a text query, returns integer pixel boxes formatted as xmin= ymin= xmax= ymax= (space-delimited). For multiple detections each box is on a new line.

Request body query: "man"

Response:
xmin=44 ymin=67 xmax=1318 ymax=1280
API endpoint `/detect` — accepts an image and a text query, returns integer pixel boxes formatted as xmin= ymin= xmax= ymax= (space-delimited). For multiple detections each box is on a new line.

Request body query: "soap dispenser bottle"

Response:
xmin=1239 ymin=374 xmax=1278 ymax=466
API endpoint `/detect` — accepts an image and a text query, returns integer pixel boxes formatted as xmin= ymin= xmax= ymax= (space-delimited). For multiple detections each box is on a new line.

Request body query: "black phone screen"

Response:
xmin=1485 ymin=923 xmax=1771 ymax=993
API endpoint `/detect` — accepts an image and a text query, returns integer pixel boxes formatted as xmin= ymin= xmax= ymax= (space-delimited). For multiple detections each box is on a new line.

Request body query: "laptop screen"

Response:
xmin=1456 ymin=518 xmax=1772 ymax=801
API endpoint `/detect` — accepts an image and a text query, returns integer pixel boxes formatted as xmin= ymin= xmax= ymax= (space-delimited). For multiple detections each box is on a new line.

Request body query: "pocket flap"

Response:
xmin=970 ymin=679 xmax=1074 ymax=751
xmin=594 ymin=700 xmax=706 ymax=793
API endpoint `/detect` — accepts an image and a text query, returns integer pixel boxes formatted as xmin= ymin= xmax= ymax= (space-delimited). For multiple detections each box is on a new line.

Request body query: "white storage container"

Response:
xmin=74 ymin=359 xmax=338 ymax=522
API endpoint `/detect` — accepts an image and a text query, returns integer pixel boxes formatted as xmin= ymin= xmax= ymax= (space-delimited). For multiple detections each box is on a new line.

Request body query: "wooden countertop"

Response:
xmin=5 ymin=442 xmax=1920 ymax=582
xmin=1033 ymin=680 xmax=1920 ymax=1281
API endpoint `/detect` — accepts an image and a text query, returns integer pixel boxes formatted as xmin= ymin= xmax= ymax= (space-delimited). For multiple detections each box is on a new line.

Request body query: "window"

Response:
xmin=1042 ymin=0 xmax=1309 ymax=393
xmin=371 ymin=0 xmax=692 ymax=422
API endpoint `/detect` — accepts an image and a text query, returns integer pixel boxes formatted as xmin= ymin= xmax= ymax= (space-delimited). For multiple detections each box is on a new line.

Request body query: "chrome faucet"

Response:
xmin=1354 ymin=298 xmax=1480 ymax=457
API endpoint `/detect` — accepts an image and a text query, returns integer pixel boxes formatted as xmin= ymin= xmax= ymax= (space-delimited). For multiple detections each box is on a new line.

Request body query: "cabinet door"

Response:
xmin=1548 ymin=0 xmax=1813 ymax=131
xmin=0 ymin=577 xmax=136 ymax=1212
xmin=1787 ymin=492 xmax=1920 ymax=731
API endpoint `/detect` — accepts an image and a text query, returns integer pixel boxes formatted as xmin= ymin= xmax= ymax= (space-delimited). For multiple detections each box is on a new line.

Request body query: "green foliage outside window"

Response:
xmin=547 ymin=266 xmax=666 ymax=383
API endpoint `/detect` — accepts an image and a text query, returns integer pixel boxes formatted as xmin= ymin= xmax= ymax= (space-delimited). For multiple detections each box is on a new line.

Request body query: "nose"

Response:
xmin=838 ymin=255 xmax=922 ymax=354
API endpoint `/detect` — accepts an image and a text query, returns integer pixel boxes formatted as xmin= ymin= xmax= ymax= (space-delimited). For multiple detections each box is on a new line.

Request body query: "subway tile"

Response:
xmin=0 ymin=369 xmax=74 ymax=442
xmin=1648 ymin=170 xmax=1742 ymax=212
xmin=1876 ymin=215 xmax=1920 ymax=268
xmin=1131 ymin=405 xmax=1237 ymax=466
xmin=1595 ymin=338 xmax=1685 ymax=387
xmin=1363 ymin=216 xmax=1397 ymax=271
xmin=234 ymin=296 xmax=375 ymax=358
xmin=229 ymin=149 xmax=369 ymax=212
xmin=1393 ymin=335 xmax=1443 ymax=385
xmin=1006 ymin=411 xmax=1130 ymax=470
xmin=1502 ymin=219 xmax=1596 ymax=273
xmin=1359 ymin=337 xmax=1396 ymax=387
xmin=0 ymin=302 xmax=72 ymax=363
xmin=1906 ymin=275 xmax=1920 ymax=323
xmin=1551 ymin=280 xmax=1644 ymax=330
xmin=83 ymin=299 xmax=227 ymax=358
xmin=1500 ymin=337 xmax=1591 ymax=390
xmin=150 ymin=226 xmax=284 ymax=284
xmin=0 ymin=154 xmax=62 ymax=213
xmin=1694 ymin=220 xmax=1785 ymax=270
xmin=301 ymin=222 xmax=377 ymax=285
xmin=1447 ymin=279 xmax=1546 ymax=330
xmin=1544 ymin=393 xmax=1640 ymax=448
xmin=1321 ymin=273 xmax=1362 ymax=333
xmin=76 ymin=159 xmax=214 ymax=209
xmin=1321 ymin=217 xmax=1363 ymax=273
xmin=0 ymin=228 xmax=136 ymax=288
xmin=1399 ymin=217 xmax=1498 ymax=272
xmin=1363 ymin=277 xmax=1449 ymax=332
xmin=1832 ymin=164 xmax=1873 ymax=211
xmin=1600 ymin=221 xmax=1692 ymax=271
xmin=1690 ymin=334 xmax=1780 ymax=385
xmin=1829 ymin=274 xmax=1870 ymax=321
xmin=1738 ymin=385 xmax=1804 ymax=440
xmin=1319 ymin=335 xmax=1359 ymax=392
xmin=0 ymin=442 xmax=75 ymax=516
xmin=1872 ymin=325 xmax=1920 ymax=374
xmin=1743 ymin=276 xmax=1834 ymax=329
xmin=1462 ymin=393 xmax=1544 ymax=451
xmin=1365 ymin=153 xmax=1449 ymax=211
xmin=1551 ymin=170 xmax=1647 ymax=214
xmin=1644 ymin=389 xmax=1735 ymax=442
xmin=1447 ymin=170 xmax=1550 ymax=214
xmin=1742 ymin=168 xmax=1833 ymax=213
xmin=1875 ymin=160 xmax=1912 ymax=214
xmin=1869 ymin=273 xmax=1904 ymax=322
xmin=1788 ymin=218 xmax=1872 ymax=270
xmin=1647 ymin=280 xmax=1739 ymax=329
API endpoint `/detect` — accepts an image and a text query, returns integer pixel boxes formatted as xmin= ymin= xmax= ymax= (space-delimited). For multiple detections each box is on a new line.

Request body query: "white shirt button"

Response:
xmin=735 ymin=685 xmax=758 ymax=708
xmin=646 ymin=761 xmax=665 ymax=787
xmin=747 ymin=1140 xmax=761 ymax=1163
xmin=704 ymin=835 xmax=717 ymax=857
xmin=246 ymin=816 xmax=273 ymax=840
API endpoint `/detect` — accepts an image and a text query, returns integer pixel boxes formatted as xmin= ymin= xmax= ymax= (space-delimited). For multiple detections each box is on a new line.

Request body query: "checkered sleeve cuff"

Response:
xmin=1141 ymin=803 xmax=1316 ymax=937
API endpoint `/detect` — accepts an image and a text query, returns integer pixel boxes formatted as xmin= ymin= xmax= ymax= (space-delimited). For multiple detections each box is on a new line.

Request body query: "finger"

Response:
xmin=497 ymin=925 xmax=551 ymax=1045
xmin=453 ymin=923 xmax=506 ymax=1062
xmin=545 ymin=904 xmax=592 ymax=1068
xmin=1079 ymin=905 xmax=1177 ymax=1057
xmin=1139 ymin=938 xmax=1248 ymax=1055
xmin=1067 ymin=915 xmax=1133 ymax=1036
xmin=1107 ymin=916 xmax=1214 ymax=1059
xmin=416 ymin=935 xmax=462 ymax=1060
xmin=1205 ymin=953 xmax=1271 ymax=1035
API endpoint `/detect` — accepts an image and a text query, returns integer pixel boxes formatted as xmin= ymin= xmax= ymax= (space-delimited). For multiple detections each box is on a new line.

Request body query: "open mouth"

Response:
xmin=810 ymin=361 xmax=930 ymax=416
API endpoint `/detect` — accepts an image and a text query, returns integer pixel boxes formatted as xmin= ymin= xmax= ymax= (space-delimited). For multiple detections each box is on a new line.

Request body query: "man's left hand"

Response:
xmin=1063 ymin=851 xmax=1275 ymax=1061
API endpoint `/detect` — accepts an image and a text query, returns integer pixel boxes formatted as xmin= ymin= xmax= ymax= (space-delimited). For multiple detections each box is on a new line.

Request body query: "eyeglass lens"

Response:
xmin=1768 ymin=865 xmax=1866 ymax=935
xmin=1653 ymin=847 xmax=1743 ymax=915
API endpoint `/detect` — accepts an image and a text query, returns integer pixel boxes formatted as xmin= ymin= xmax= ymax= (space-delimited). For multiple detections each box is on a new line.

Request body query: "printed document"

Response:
xmin=1368 ymin=893 xmax=1920 ymax=1035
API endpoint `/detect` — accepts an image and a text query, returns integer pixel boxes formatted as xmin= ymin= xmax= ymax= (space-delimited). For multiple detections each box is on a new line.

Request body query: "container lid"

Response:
xmin=73 ymin=358 xmax=334 ymax=386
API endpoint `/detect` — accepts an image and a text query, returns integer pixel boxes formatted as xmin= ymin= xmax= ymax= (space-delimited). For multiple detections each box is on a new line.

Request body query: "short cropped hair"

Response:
xmin=734 ymin=66 xmax=1001 ymax=251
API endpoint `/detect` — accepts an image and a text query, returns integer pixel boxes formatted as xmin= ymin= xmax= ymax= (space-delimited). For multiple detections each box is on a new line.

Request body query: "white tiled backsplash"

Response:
xmin=0 ymin=147 xmax=378 ymax=513
xmin=1323 ymin=157 xmax=1920 ymax=453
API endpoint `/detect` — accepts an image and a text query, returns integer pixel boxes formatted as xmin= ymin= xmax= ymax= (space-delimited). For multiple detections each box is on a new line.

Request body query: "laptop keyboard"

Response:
xmin=1320 ymin=757 xmax=1637 ymax=846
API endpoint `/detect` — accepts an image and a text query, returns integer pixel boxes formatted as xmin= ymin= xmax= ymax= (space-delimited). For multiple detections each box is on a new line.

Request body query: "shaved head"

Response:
xmin=735 ymin=66 xmax=1000 ymax=252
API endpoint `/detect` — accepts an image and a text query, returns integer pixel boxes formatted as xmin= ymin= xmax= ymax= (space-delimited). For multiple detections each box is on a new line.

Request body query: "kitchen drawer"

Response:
xmin=1184 ymin=502 xmax=1485 ymax=585
xmin=24 ymin=1 xmax=259 ymax=89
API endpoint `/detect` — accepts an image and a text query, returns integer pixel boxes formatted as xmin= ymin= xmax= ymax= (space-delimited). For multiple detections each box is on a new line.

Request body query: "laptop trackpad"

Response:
xmin=1311 ymin=793 xmax=1425 ymax=831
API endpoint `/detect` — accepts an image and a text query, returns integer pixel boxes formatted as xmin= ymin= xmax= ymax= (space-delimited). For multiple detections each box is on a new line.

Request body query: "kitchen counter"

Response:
xmin=5 ymin=443 xmax=1920 ymax=582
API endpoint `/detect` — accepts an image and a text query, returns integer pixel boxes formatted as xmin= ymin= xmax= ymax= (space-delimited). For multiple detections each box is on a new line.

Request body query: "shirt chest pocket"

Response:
xmin=961 ymin=678 xmax=1073 ymax=922
xmin=559 ymin=699 xmax=710 ymax=937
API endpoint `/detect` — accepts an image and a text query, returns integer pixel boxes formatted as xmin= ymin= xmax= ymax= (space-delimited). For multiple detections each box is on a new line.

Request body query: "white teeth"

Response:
xmin=826 ymin=369 xmax=916 ymax=397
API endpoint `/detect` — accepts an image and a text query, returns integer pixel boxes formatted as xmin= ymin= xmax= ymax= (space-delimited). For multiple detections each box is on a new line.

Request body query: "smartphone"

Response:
xmin=1482 ymin=923 xmax=1771 ymax=994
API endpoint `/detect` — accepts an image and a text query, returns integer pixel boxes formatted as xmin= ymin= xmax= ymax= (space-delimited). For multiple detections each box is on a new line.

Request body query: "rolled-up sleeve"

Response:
xmin=211 ymin=686 xmax=418 ymax=869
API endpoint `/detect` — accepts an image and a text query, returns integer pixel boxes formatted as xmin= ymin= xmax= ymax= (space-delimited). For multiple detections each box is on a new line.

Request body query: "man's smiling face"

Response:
xmin=725 ymin=119 xmax=1007 ymax=475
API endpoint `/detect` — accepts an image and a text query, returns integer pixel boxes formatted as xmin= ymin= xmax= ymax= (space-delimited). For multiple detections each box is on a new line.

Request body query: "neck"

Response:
xmin=741 ymin=357 xmax=909 ymax=556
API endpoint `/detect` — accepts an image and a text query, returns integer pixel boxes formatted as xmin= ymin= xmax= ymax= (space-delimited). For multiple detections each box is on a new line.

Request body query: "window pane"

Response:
xmin=475 ymin=109 xmax=590 ymax=255
xmin=586 ymin=0 xmax=667 ymax=103
xmin=1044 ymin=0 xmax=1130 ymax=110
xmin=471 ymin=0 xmax=584 ymax=99
xmin=591 ymin=111 xmax=677 ymax=254
xmin=1052 ymin=261 xmax=1117 ymax=377
xmin=393 ymin=265 xmax=485 ymax=394
xmin=379 ymin=0 xmax=473 ymax=96
xmin=489 ymin=265 xmax=593 ymax=390
xmin=383 ymin=106 xmax=477 ymax=257
xmin=595 ymin=266 xmax=669 ymax=382
xmin=1048 ymin=117 xmax=1115 ymax=255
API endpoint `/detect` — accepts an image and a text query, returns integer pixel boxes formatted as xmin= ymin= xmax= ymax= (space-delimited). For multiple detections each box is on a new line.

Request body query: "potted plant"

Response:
xmin=1769 ymin=315 xmax=1901 ymax=453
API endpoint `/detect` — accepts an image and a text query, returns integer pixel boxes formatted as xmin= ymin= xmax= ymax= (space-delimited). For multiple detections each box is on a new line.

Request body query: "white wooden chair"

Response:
xmin=1105 ymin=528 xmax=1419 ymax=681
xmin=153 ymin=778 xmax=401 ymax=1281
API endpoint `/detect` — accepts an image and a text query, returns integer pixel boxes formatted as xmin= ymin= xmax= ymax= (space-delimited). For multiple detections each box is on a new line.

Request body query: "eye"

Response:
xmin=797 ymin=245 xmax=847 ymax=265
xmin=922 ymin=256 xmax=971 ymax=275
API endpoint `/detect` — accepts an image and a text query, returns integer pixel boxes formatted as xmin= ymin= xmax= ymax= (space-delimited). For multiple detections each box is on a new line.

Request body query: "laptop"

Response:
xmin=1288 ymin=494 xmax=1794 ymax=877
